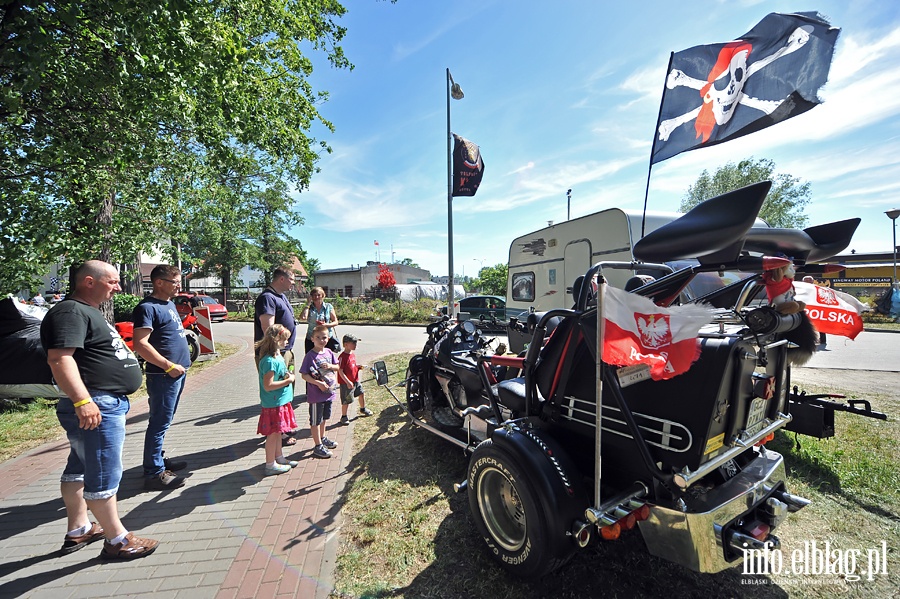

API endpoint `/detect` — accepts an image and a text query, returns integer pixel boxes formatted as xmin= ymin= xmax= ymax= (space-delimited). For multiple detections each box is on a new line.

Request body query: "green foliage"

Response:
xmin=398 ymin=257 xmax=420 ymax=268
xmin=0 ymin=0 xmax=352 ymax=291
xmin=112 ymin=293 xmax=142 ymax=321
xmin=679 ymin=158 xmax=811 ymax=228
xmin=478 ymin=263 xmax=508 ymax=296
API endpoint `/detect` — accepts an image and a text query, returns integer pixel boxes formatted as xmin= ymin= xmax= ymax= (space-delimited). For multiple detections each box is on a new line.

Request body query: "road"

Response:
xmin=212 ymin=321 xmax=895 ymax=372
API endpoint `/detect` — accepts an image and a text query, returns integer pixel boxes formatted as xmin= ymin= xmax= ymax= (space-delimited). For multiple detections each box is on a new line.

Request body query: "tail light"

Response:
xmin=600 ymin=523 xmax=621 ymax=541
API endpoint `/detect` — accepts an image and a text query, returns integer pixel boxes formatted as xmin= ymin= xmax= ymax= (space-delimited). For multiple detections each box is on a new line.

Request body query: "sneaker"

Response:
xmin=60 ymin=522 xmax=104 ymax=555
xmin=162 ymin=451 xmax=187 ymax=472
xmin=265 ymin=462 xmax=292 ymax=475
xmin=359 ymin=407 xmax=373 ymax=416
xmin=99 ymin=532 xmax=159 ymax=560
xmin=321 ymin=437 xmax=338 ymax=450
xmin=144 ymin=469 xmax=186 ymax=491
xmin=339 ymin=415 xmax=349 ymax=425
xmin=312 ymin=444 xmax=333 ymax=459
xmin=275 ymin=457 xmax=299 ymax=468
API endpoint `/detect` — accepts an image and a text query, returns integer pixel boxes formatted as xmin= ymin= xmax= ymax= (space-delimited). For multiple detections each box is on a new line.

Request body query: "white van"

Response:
xmin=506 ymin=208 xmax=679 ymax=316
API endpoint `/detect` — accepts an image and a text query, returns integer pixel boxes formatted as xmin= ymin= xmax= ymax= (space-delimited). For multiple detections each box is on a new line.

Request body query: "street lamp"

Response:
xmin=567 ymin=189 xmax=572 ymax=221
xmin=447 ymin=68 xmax=464 ymax=318
xmin=887 ymin=208 xmax=900 ymax=285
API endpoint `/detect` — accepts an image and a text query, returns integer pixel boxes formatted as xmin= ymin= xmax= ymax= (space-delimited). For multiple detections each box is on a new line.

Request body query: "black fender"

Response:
xmin=471 ymin=425 xmax=589 ymax=558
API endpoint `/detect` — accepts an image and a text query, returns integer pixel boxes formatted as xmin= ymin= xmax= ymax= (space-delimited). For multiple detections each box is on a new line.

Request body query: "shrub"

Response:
xmin=113 ymin=293 xmax=141 ymax=321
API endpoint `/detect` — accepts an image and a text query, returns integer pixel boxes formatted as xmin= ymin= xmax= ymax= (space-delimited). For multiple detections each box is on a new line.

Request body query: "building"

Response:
xmin=314 ymin=262 xmax=432 ymax=298
xmin=819 ymin=251 xmax=898 ymax=299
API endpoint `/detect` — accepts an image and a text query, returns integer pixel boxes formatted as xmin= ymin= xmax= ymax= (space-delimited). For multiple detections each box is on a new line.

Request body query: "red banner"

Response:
xmin=602 ymin=284 xmax=713 ymax=380
xmin=794 ymin=282 xmax=864 ymax=339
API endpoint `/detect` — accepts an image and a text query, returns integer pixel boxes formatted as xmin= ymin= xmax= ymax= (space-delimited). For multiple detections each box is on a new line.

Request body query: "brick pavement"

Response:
xmin=0 ymin=324 xmax=357 ymax=598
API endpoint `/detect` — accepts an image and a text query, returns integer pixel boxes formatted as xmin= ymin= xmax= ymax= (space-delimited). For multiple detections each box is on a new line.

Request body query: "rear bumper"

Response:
xmin=638 ymin=448 xmax=790 ymax=573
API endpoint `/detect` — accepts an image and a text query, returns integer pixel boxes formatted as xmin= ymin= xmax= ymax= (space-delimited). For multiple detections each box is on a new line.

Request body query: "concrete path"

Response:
xmin=0 ymin=322 xmax=396 ymax=599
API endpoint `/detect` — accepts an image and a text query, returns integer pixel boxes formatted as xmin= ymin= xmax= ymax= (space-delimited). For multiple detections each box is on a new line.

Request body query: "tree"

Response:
xmin=0 ymin=1 xmax=351 ymax=292
xmin=478 ymin=264 xmax=508 ymax=296
xmin=679 ymin=158 xmax=811 ymax=228
xmin=398 ymin=257 xmax=420 ymax=268
xmin=376 ymin=264 xmax=396 ymax=290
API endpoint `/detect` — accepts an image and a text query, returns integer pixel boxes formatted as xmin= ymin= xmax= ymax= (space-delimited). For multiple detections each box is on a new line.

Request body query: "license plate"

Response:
xmin=617 ymin=364 xmax=651 ymax=388
xmin=745 ymin=397 xmax=769 ymax=436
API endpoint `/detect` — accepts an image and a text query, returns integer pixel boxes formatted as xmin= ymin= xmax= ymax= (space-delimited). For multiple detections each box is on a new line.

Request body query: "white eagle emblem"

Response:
xmin=816 ymin=286 xmax=839 ymax=306
xmin=636 ymin=314 xmax=672 ymax=349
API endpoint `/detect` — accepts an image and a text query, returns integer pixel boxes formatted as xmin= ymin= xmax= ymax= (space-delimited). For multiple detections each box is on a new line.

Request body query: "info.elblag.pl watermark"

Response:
xmin=741 ymin=540 xmax=890 ymax=586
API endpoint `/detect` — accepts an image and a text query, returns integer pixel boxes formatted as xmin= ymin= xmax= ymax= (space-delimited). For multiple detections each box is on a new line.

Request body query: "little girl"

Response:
xmin=255 ymin=324 xmax=299 ymax=475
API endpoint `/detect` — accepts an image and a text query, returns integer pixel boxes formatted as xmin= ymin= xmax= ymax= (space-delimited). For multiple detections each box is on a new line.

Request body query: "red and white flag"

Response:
xmin=602 ymin=284 xmax=713 ymax=380
xmin=794 ymin=282 xmax=864 ymax=340
xmin=374 ymin=240 xmax=379 ymax=246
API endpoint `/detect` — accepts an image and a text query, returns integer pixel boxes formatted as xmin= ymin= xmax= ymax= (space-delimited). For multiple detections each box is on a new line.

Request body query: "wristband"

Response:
xmin=164 ymin=363 xmax=176 ymax=373
xmin=72 ymin=398 xmax=92 ymax=408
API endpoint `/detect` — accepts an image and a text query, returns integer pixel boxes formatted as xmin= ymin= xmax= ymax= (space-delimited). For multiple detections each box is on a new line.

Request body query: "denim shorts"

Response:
xmin=57 ymin=391 xmax=130 ymax=500
xmin=309 ymin=400 xmax=332 ymax=426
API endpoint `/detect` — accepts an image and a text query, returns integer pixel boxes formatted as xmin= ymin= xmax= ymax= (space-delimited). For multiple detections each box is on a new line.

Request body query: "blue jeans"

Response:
xmin=143 ymin=372 xmax=186 ymax=477
xmin=57 ymin=391 xmax=129 ymax=500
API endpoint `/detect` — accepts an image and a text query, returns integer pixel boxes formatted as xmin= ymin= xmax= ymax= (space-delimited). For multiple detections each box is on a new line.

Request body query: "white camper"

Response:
xmin=506 ymin=208 xmax=679 ymax=316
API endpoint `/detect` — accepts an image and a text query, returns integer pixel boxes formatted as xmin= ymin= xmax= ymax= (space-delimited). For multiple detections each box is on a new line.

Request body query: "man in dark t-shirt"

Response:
xmin=41 ymin=260 xmax=158 ymax=560
xmin=132 ymin=264 xmax=191 ymax=491
xmin=254 ymin=267 xmax=297 ymax=367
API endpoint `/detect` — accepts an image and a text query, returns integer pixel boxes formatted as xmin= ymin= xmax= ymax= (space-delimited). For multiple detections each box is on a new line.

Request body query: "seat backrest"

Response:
xmin=533 ymin=316 xmax=579 ymax=402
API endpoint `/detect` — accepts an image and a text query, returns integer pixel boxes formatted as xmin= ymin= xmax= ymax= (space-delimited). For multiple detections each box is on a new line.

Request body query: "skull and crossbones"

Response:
xmin=658 ymin=26 xmax=813 ymax=143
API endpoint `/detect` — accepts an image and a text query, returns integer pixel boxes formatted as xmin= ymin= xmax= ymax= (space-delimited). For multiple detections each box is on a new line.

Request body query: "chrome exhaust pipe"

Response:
xmin=772 ymin=489 xmax=811 ymax=512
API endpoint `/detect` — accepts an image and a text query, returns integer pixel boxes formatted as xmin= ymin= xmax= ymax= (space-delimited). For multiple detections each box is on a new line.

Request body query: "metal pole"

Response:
xmin=567 ymin=188 xmax=572 ymax=221
xmin=594 ymin=278 xmax=605 ymax=509
xmin=447 ymin=68 xmax=455 ymax=319
xmin=887 ymin=210 xmax=900 ymax=286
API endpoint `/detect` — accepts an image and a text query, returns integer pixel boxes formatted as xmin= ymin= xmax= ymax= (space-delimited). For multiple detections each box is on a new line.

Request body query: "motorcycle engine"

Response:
xmin=435 ymin=371 xmax=468 ymax=409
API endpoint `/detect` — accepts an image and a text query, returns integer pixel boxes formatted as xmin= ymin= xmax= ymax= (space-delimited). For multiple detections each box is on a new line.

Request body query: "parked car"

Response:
xmin=441 ymin=295 xmax=506 ymax=323
xmin=174 ymin=293 xmax=228 ymax=322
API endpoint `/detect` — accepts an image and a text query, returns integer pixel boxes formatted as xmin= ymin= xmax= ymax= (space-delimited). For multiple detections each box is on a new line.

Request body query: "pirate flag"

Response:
xmin=451 ymin=134 xmax=484 ymax=197
xmin=651 ymin=12 xmax=840 ymax=164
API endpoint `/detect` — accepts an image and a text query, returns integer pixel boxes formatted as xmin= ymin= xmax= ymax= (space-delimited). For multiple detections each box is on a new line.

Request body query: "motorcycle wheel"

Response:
xmin=185 ymin=330 xmax=201 ymax=363
xmin=468 ymin=440 xmax=566 ymax=579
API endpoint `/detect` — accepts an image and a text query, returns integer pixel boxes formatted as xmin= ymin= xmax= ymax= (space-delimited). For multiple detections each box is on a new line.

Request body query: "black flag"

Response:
xmin=652 ymin=12 xmax=840 ymax=164
xmin=452 ymin=134 xmax=484 ymax=197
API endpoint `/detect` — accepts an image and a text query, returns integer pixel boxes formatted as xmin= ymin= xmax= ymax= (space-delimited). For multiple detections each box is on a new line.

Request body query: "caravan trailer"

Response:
xmin=505 ymin=208 xmax=679 ymax=317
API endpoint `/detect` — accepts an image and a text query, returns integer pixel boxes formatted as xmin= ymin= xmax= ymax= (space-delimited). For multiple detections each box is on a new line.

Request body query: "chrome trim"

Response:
xmin=559 ymin=397 xmax=693 ymax=453
xmin=638 ymin=449 xmax=792 ymax=573
xmin=673 ymin=414 xmax=790 ymax=489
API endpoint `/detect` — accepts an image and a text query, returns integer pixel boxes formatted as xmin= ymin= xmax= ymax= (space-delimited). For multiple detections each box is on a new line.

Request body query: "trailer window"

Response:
xmin=511 ymin=272 xmax=535 ymax=302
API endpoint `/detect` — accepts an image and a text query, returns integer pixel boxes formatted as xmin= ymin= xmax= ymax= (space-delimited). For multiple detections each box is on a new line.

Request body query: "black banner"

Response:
xmin=452 ymin=134 xmax=484 ymax=197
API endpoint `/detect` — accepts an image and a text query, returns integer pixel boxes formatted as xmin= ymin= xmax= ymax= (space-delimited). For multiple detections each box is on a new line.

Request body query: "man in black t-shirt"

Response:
xmin=41 ymin=260 xmax=159 ymax=560
xmin=133 ymin=264 xmax=191 ymax=491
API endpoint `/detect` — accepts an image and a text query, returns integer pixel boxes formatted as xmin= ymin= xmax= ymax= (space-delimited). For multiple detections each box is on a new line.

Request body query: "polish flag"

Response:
xmin=374 ymin=240 xmax=379 ymax=246
xmin=602 ymin=284 xmax=713 ymax=380
xmin=794 ymin=282 xmax=864 ymax=340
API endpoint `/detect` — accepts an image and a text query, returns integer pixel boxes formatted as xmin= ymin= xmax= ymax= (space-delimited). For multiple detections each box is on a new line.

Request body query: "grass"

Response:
xmin=333 ymin=354 xmax=899 ymax=599
xmin=0 ymin=342 xmax=240 ymax=463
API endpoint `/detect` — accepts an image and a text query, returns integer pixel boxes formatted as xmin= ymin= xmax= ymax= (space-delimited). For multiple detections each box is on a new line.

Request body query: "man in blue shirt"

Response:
xmin=132 ymin=265 xmax=191 ymax=491
xmin=254 ymin=267 xmax=298 ymax=369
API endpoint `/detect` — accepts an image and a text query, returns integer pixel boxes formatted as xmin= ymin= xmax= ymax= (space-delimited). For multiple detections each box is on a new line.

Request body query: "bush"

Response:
xmin=113 ymin=293 xmax=141 ymax=321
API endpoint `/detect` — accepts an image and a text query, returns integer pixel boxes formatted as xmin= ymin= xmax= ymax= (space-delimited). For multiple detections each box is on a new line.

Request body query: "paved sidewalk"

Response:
xmin=0 ymin=326 xmax=358 ymax=598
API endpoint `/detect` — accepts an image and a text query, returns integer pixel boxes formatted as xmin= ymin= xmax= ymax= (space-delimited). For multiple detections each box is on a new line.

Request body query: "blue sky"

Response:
xmin=292 ymin=0 xmax=900 ymax=278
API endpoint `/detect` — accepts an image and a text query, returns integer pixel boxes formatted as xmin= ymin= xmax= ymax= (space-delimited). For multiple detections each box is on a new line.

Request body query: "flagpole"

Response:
xmin=594 ymin=279 xmax=606 ymax=510
xmin=641 ymin=51 xmax=674 ymax=239
xmin=447 ymin=68 xmax=455 ymax=319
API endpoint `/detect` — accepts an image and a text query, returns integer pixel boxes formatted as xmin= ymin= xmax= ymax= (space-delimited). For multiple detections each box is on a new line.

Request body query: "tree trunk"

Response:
xmin=97 ymin=187 xmax=115 ymax=323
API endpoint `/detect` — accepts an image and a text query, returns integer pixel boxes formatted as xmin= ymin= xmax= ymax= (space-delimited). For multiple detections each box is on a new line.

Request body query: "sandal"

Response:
xmin=282 ymin=434 xmax=297 ymax=446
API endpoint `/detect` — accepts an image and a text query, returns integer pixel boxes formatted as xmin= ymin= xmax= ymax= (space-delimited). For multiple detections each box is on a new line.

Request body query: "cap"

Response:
xmin=342 ymin=333 xmax=360 ymax=344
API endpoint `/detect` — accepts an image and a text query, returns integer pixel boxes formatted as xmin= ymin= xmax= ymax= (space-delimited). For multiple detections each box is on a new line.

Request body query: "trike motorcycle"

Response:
xmin=389 ymin=181 xmax=885 ymax=579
